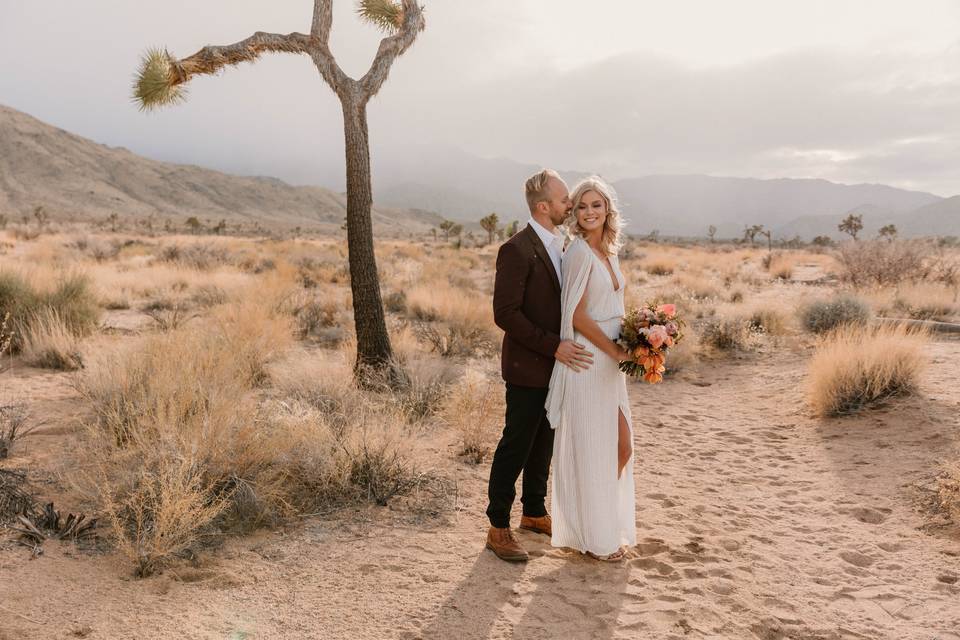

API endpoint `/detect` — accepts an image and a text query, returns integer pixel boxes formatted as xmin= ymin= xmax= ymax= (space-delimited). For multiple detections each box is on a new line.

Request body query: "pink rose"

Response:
xmin=645 ymin=325 xmax=668 ymax=349
xmin=657 ymin=303 xmax=677 ymax=318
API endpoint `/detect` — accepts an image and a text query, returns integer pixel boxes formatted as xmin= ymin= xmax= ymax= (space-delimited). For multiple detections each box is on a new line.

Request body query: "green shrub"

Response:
xmin=800 ymin=295 xmax=871 ymax=335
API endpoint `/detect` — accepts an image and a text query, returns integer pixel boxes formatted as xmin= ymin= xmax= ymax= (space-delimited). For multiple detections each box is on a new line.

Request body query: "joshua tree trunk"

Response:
xmin=342 ymin=95 xmax=393 ymax=374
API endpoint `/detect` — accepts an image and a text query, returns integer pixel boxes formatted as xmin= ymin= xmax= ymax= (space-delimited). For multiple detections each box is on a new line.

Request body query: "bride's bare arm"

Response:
xmin=572 ymin=294 xmax=631 ymax=363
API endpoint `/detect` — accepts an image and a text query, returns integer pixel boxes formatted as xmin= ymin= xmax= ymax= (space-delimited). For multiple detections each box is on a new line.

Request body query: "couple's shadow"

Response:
xmin=418 ymin=539 xmax=631 ymax=640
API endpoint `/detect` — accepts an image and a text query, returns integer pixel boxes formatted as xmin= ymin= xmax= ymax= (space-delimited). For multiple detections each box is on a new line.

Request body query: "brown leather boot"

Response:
xmin=485 ymin=526 xmax=529 ymax=562
xmin=519 ymin=514 xmax=552 ymax=537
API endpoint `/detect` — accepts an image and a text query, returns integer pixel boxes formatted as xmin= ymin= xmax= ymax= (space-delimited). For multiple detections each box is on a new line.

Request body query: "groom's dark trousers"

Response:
xmin=487 ymin=224 xmax=562 ymax=529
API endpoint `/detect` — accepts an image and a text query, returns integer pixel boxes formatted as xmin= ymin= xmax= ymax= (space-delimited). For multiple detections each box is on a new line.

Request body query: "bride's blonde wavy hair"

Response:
xmin=567 ymin=176 xmax=624 ymax=255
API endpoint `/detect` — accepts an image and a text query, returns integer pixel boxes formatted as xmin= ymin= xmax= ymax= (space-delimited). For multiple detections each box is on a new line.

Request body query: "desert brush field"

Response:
xmin=1 ymin=222 xmax=959 ymax=639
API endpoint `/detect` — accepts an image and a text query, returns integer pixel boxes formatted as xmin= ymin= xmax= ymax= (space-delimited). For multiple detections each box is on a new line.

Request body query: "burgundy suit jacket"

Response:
xmin=493 ymin=224 xmax=562 ymax=388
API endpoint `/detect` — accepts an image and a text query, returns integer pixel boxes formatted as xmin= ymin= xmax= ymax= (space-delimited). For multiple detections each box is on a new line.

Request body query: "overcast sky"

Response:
xmin=2 ymin=0 xmax=960 ymax=195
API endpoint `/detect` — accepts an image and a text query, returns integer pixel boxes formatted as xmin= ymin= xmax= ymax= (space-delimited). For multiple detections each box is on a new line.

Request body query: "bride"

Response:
xmin=545 ymin=175 xmax=636 ymax=562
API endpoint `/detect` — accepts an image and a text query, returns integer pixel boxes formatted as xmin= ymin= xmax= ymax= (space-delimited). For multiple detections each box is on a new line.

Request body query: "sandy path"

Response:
xmin=2 ymin=340 xmax=959 ymax=639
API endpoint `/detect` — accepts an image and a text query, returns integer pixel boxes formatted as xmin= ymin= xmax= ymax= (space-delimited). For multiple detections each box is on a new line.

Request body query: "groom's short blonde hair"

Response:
xmin=525 ymin=168 xmax=561 ymax=212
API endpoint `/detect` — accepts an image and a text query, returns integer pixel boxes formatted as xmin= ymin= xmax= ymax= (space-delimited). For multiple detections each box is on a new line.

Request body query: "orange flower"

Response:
xmin=643 ymin=370 xmax=663 ymax=384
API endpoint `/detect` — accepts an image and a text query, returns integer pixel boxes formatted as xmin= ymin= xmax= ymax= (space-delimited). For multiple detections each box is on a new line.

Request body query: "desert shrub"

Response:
xmin=890 ymin=283 xmax=959 ymax=321
xmin=800 ymin=295 xmax=871 ymax=334
xmin=747 ymin=306 xmax=790 ymax=336
xmin=392 ymin=371 xmax=448 ymax=423
xmin=73 ymin=297 xmax=310 ymax=574
xmin=157 ymin=243 xmax=232 ymax=270
xmin=0 ymin=403 xmax=30 ymax=459
xmin=642 ymin=258 xmax=676 ymax=276
xmin=442 ymin=369 xmax=503 ymax=463
xmin=836 ymin=239 xmax=927 ymax=287
xmin=0 ymin=270 xmax=100 ymax=353
xmin=672 ymin=274 xmax=719 ymax=300
xmin=767 ymin=253 xmax=795 ymax=280
xmin=415 ymin=322 xmax=493 ymax=358
xmin=190 ymin=284 xmax=229 ymax=308
xmin=728 ymin=289 xmax=744 ymax=303
xmin=700 ymin=315 xmax=752 ymax=351
xmin=384 ymin=291 xmax=407 ymax=314
xmin=806 ymin=323 xmax=928 ymax=417
xmin=21 ymin=308 xmax=84 ymax=370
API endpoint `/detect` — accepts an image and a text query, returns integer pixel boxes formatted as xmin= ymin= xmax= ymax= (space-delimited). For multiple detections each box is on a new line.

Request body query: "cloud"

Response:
xmin=376 ymin=44 xmax=960 ymax=194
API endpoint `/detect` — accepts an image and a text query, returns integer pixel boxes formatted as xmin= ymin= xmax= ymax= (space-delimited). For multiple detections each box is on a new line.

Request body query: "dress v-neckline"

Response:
xmin=589 ymin=246 xmax=621 ymax=292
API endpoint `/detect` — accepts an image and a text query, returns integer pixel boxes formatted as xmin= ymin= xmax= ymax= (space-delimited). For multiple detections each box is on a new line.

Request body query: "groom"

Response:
xmin=485 ymin=169 xmax=594 ymax=562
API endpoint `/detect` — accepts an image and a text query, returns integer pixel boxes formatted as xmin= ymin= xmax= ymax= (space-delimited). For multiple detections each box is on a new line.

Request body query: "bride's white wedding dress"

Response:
xmin=545 ymin=236 xmax=636 ymax=556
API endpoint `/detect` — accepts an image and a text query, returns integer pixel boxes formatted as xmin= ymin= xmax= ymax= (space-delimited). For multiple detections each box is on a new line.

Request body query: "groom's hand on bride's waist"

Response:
xmin=555 ymin=340 xmax=593 ymax=371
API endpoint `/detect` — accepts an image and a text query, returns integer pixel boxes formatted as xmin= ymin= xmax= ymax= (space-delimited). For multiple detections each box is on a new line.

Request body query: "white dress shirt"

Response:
xmin=528 ymin=216 xmax=564 ymax=287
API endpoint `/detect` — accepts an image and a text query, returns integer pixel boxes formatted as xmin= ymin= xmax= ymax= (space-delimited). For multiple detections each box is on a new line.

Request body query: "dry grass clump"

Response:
xmin=799 ymin=295 xmax=871 ymax=334
xmin=407 ymin=282 xmax=496 ymax=357
xmin=0 ymin=403 xmax=30 ymax=460
xmin=291 ymin=288 xmax=348 ymax=346
xmin=641 ymin=257 xmax=676 ymax=276
xmin=441 ymin=368 xmax=503 ymax=463
xmin=156 ymin=242 xmax=233 ymax=270
xmin=70 ymin=286 xmax=300 ymax=574
xmin=20 ymin=308 xmax=84 ymax=370
xmin=699 ymin=314 xmax=752 ymax=351
xmin=671 ymin=274 xmax=720 ymax=301
xmin=0 ymin=269 xmax=101 ymax=353
xmin=765 ymin=252 xmax=796 ymax=280
xmin=889 ymin=283 xmax=959 ymax=321
xmin=806 ymin=323 xmax=928 ymax=417
xmin=745 ymin=304 xmax=791 ymax=336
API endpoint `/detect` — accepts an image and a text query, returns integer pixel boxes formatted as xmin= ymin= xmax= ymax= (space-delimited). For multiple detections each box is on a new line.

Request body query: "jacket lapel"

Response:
xmin=525 ymin=224 xmax=561 ymax=293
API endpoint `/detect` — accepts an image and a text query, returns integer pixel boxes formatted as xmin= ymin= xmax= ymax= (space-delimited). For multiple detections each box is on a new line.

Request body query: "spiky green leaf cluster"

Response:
xmin=357 ymin=0 xmax=404 ymax=32
xmin=132 ymin=47 xmax=188 ymax=112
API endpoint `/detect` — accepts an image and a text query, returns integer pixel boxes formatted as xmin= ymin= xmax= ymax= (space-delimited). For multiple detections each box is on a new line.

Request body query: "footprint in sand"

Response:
xmin=846 ymin=506 xmax=892 ymax=524
xmin=839 ymin=550 xmax=875 ymax=568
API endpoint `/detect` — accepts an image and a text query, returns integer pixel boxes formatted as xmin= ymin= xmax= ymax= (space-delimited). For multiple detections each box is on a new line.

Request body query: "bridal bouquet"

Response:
xmin=617 ymin=303 xmax=685 ymax=384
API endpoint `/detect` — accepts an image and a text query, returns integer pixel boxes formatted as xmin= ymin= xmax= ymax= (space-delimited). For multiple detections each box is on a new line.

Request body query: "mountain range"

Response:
xmin=372 ymin=150 xmax=955 ymax=239
xmin=0 ymin=103 xmax=440 ymax=233
xmin=3 ymin=103 xmax=958 ymax=239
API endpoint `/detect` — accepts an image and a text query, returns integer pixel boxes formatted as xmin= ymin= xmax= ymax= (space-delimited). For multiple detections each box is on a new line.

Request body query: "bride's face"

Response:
xmin=575 ymin=190 xmax=607 ymax=234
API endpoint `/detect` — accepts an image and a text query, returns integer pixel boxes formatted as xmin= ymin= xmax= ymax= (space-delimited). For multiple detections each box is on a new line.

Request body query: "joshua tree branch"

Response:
xmin=175 ymin=31 xmax=313 ymax=81
xmin=358 ymin=0 xmax=424 ymax=100
xmin=311 ymin=0 xmax=334 ymax=43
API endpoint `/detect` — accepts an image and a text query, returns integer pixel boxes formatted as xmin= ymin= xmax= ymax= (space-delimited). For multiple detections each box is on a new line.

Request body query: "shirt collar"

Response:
xmin=528 ymin=216 xmax=563 ymax=249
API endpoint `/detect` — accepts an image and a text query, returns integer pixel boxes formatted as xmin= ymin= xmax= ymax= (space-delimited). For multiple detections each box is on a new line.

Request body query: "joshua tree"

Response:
xmin=838 ymin=213 xmax=863 ymax=240
xmin=439 ymin=219 xmax=457 ymax=241
xmin=743 ymin=224 xmax=763 ymax=246
xmin=811 ymin=235 xmax=832 ymax=247
xmin=878 ymin=224 xmax=898 ymax=240
xmin=707 ymin=225 xmax=717 ymax=243
xmin=504 ymin=220 xmax=519 ymax=238
xmin=132 ymin=0 xmax=425 ymax=386
xmin=185 ymin=216 xmax=203 ymax=234
xmin=33 ymin=206 xmax=49 ymax=229
xmin=757 ymin=227 xmax=772 ymax=252
xmin=479 ymin=212 xmax=499 ymax=244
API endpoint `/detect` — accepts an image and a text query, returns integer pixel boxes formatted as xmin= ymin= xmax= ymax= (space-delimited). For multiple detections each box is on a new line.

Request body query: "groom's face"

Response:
xmin=540 ymin=177 xmax=572 ymax=226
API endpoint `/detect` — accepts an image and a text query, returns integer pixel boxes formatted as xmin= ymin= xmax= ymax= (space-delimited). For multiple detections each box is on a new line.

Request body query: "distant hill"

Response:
xmin=371 ymin=147 xmax=951 ymax=239
xmin=613 ymin=175 xmax=941 ymax=239
xmin=0 ymin=103 xmax=441 ymax=233
xmin=373 ymin=147 xmax=587 ymax=226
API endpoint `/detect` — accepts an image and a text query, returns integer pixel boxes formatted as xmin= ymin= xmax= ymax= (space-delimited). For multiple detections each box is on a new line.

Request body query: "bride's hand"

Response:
xmin=613 ymin=347 xmax=632 ymax=364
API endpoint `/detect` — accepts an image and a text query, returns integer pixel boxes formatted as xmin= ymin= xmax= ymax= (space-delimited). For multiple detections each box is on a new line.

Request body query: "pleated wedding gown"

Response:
xmin=545 ymin=236 xmax=636 ymax=556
